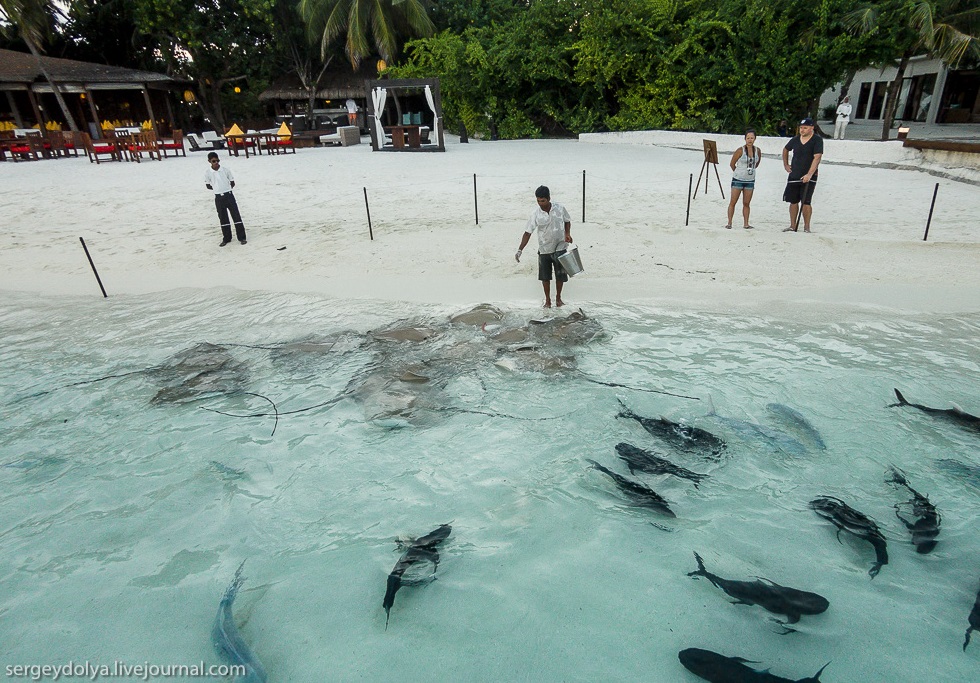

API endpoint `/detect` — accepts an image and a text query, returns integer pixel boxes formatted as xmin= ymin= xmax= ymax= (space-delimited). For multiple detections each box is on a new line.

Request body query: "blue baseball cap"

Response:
xmin=800 ymin=117 xmax=814 ymax=126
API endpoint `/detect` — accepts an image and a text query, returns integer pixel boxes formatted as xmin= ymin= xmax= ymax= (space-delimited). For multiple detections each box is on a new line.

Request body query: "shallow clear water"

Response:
xmin=1 ymin=290 xmax=978 ymax=682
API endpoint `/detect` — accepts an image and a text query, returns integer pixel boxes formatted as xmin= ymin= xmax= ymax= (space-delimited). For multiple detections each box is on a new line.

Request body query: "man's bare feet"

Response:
xmin=543 ymin=300 xmax=552 ymax=308
xmin=555 ymin=298 xmax=564 ymax=307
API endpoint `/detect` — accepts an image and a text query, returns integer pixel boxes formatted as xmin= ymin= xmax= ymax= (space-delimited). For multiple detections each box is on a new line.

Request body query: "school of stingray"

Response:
xmin=21 ymin=303 xmax=980 ymax=682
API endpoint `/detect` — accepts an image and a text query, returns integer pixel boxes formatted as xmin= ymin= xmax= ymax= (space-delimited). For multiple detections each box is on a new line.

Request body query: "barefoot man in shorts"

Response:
xmin=515 ymin=185 xmax=573 ymax=308
xmin=782 ymin=117 xmax=823 ymax=233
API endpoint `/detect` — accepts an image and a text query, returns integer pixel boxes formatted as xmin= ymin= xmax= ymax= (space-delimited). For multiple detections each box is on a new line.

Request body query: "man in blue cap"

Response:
xmin=781 ymin=117 xmax=823 ymax=233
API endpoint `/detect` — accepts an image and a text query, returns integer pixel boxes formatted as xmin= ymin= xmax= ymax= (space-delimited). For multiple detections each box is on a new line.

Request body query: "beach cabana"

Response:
xmin=366 ymin=78 xmax=445 ymax=152
xmin=0 ymin=49 xmax=185 ymax=138
xmin=258 ymin=62 xmax=378 ymax=133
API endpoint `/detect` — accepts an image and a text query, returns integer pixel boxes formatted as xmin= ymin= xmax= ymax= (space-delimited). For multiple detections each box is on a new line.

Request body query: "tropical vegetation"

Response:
xmin=1 ymin=0 xmax=977 ymax=138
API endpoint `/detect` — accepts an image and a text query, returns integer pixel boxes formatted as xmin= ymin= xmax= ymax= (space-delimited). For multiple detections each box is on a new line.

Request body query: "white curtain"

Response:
xmin=424 ymin=85 xmax=440 ymax=146
xmin=372 ymin=87 xmax=388 ymax=146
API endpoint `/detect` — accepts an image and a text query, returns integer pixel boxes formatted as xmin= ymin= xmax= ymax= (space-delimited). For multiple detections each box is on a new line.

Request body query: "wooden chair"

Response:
xmin=81 ymin=132 xmax=121 ymax=163
xmin=226 ymin=134 xmax=256 ymax=157
xmin=127 ymin=131 xmax=162 ymax=162
xmin=160 ymin=129 xmax=186 ymax=157
xmin=62 ymin=131 xmax=83 ymax=157
xmin=45 ymin=130 xmax=68 ymax=158
xmin=268 ymin=127 xmax=296 ymax=155
xmin=6 ymin=132 xmax=45 ymax=161
xmin=276 ymin=134 xmax=296 ymax=154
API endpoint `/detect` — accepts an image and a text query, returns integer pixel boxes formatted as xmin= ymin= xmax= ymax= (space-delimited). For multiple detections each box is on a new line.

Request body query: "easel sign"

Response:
xmin=703 ymin=139 xmax=719 ymax=165
xmin=694 ymin=139 xmax=725 ymax=200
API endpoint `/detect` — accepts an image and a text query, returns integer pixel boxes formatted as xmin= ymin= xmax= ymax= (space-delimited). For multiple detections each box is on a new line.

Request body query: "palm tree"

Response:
xmin=0 ymin=0 xmax=80 ymax=131
xmin=847 ymin=0 xmax=980 ymax=139
xmin=299 ymin=0 xmax=436 ymax=68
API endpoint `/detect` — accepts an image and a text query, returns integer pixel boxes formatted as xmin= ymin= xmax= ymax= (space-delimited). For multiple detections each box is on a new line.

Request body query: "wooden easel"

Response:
xmin=693 ymin=139 xmax=725 ymax=200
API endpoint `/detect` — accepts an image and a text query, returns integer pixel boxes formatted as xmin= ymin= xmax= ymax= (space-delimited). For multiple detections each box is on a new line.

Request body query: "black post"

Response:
xmin=582 ymin=170 xmax=586 ymax=223
xmin=923 ymin=182 xmax=939 ymax=242
xmin=363 ymin=187 xmax=373 ymax=240
xmin=473 ymin=173 xmax=479 ymax=225
xmin=685 ymin=174 xmax=693 ymax=226
xmin=79 ymin=237 xmax=108 ymax=298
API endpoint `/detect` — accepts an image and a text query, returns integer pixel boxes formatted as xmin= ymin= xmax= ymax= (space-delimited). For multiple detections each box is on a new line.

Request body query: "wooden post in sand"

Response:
xmin=582 ymin=170 xmax=586 ymax=223
xmin=473 ymin=173 xmax=479 ymax=225
xmin=922 ymin=183 xmax=939 ymax=242
xmin=685 ymin=174 xmax=693 ymax=226
xmin=363 ymin=187 xmax=374 ymax=240
xmin=79 ymin=237 xmax=108 ymax=298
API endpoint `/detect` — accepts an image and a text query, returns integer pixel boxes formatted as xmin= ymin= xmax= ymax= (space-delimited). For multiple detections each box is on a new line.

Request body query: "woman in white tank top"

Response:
xmin=725 ymin=129 xmax=762 ymax=229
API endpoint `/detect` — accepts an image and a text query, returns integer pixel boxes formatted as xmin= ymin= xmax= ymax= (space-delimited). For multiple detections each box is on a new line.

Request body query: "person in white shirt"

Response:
xmin=515 ymin=185 xmax=573 ymax=308
xmin=834 ymin=96 xmax=852 ymax=140
xmin=204 ymin=152 xmax=247 ymax=246
xmin=346 ymin=98 xmax=358 ymax=126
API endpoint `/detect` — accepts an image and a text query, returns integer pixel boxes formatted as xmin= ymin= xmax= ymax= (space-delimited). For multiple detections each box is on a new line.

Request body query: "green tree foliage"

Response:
xmin=299 ymin=0 xmax=436 ymax=68
xmin=392 ymin=0 xmax=589 ymax=138
xmin=59 ymin=0 xmax=156 ymax=70
xmin=132 ymin=0 xmax=279 ymax=130
xmin=393 ymin=0 xmax=904 ymax=138
xmin=429 ymin=0 xmax=526 ymax=33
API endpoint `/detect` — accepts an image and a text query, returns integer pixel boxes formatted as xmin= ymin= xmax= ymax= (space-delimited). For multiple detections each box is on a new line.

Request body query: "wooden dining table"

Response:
xmin=385 ymin=124 xmax=422 ymax=149
xmin=226 ymin=133 xmax=276 ymax=158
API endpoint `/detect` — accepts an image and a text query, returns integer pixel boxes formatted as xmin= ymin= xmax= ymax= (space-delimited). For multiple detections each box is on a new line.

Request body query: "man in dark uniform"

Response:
xmin=781 ymin=117 xmax=823 ymax=233
xmin=204 ymin=151 xmax=247 ymax=246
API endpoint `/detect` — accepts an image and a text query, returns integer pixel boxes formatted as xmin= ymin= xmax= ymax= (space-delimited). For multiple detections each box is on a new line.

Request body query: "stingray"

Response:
xmin=450 ymin=304 xmax=505 ymax=326
xmin=527 ymin=309 xmax=604 ymax=345
xmin=371 ymin=321 xmax=442 ymax=342
xmin=494 ymin=345 xmax=577 ymax=374
xmin=150 ymin=342 xmax=249 ymax=404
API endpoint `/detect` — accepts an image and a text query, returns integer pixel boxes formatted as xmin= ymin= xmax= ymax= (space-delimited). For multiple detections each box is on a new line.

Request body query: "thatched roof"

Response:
xmin=259 ymin=62 xmax=379 ymax=101
xmin=0 ymin=49 xmax=180 ymax=89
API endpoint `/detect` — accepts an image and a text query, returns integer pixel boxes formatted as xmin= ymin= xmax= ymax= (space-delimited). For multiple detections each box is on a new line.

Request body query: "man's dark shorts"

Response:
xmin=783 ymin=180 xmax=817 ymax=205
xmin=538 ymin=250 xmax=568 ymax=282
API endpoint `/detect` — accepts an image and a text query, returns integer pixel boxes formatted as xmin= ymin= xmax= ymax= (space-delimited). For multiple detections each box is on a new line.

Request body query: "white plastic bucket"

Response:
xmin=557 ymin=244 xmax=584 ymax=277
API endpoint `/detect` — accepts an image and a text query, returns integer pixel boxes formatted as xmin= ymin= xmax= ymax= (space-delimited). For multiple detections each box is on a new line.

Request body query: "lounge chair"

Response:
xmin=202 ymin=131 xmax=227 ymax=149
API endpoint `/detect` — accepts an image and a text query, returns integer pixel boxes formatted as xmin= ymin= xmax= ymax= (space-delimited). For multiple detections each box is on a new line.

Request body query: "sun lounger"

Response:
xmin=202 ymin=131 xmax=226 ymax=149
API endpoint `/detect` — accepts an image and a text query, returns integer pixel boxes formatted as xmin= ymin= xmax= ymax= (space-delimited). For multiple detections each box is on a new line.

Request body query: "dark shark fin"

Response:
xmin=688 ymin=551 xmax=708 ymax=578
xmin=800 ymin=661 xmax=831 ymax=682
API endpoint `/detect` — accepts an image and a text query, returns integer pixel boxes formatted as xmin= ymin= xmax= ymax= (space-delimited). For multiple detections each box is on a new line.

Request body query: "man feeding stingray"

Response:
xmin=515 ymin=185 xmax=573 ymax=308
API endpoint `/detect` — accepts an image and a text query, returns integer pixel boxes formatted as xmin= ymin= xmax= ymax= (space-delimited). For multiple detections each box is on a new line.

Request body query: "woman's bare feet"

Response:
xmin=543 ymin=300 xmax=552 ymax=308
xmin=555 ymin=297 xmax=564 ymax=307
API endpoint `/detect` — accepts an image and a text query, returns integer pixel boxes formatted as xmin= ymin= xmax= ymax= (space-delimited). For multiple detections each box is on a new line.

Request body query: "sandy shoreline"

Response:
xmin=3 ymin=135 xmax=979 ymax=318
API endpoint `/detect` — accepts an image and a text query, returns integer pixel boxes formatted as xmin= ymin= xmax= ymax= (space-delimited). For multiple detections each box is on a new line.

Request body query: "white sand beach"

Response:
xmin=3 ymin=133 xmax=979 ymax=317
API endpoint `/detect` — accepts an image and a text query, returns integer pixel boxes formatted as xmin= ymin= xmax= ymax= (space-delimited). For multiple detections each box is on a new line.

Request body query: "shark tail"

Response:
xmin=616 ymin=398 xmax=635 ymax=419
xmin=222 ymin=560 xmax=247 ymax=603
xmin=965 ymin=625 xmax=975 ymax=651
xmin=586 ymin=459 xmax=611 ymax=477
xmin=688 ymin=551 xmax=708 ymax=578
xmin=886 ymin=465 xmax=908 ymax=487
